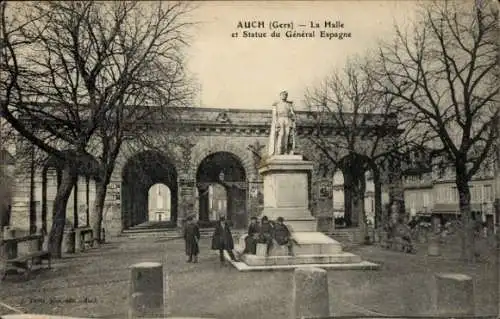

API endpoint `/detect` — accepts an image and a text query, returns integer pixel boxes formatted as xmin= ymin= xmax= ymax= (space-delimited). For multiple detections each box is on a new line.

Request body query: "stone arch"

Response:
xmin=190 ymin=141 xmax=256 ymax=180
xmin=121 ymin=150 xmax=179 ymax=229
xmin=117 ymin=142 xmax=180 ymax=178
xmin=194 ymin=151 xmax=249 ymax=229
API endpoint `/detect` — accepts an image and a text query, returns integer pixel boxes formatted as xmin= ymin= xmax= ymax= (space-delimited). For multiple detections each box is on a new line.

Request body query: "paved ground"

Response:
xmin=0 ymin=235 xmax=498 ymax=319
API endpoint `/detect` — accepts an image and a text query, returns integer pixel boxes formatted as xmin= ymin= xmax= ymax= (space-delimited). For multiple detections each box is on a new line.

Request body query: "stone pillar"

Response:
xmin=178 ymin=177 xmax=195 ymax=228
xmin=256 ymin=243 xmax=267 ymax=257
xmin=73 ymin=179 xmax=78 ymax=228
xmin=248 ymin=181 xmax=263 ymax=219
xmin=63 ymin=230 xmax=75 ymax=254
xmin=385 ymin=154 xmax=405 ymax=213
xmin=128 ymin=262 xmax=164 ymax=319
xmin=433 ymin=273 xmax=474 ymax=316
xmin=74 ymin=228 xmax=83 ymax=252
xmin=313 ymin=178 xmax=334 ymax=233
xmin=85 ymin=176 xmax=90 ymax=227
xmin=427 ymin=236 xmax=441 ymax=256
xmin=292 ymin=267 xmax=330 ymax=319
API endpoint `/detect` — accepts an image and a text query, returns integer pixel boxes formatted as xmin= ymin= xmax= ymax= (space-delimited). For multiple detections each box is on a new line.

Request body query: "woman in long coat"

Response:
xmin=211 ymin=216 xmax=236 ymax=264
xmin=184 ymin=216 xmax=200 ymax=263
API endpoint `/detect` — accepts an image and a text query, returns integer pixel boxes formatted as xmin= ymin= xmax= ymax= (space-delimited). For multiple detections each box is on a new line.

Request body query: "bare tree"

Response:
xmin=0 ymin=1 xmax=195 ymax=256
xmin=373 ymin=1 xmax=498 ymax=262
xmin=0 ymin=157 xmax=13 ymax=232
xmin=304 ymin=56 xmax=416 ymax=229
xmin=1 ymin=1 xmax=93 ymax=258
xmin=79 ymin=2 xmax=195 ymax=244
xmin=0 ymin=159 xmax=11 ymax=279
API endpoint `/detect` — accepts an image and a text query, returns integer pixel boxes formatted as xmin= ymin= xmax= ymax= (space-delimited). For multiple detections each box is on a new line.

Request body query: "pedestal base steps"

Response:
xmin=227 ymin=253 xmax=379 ymax=272
xmin=232 ymin=232 xmax=380 ymax=272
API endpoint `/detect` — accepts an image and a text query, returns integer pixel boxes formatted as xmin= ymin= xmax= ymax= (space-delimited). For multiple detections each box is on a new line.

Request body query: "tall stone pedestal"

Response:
xmin=258 ymin=155 xmax=342 ymax=258
xmin=259 ymin=155 xmax=316 ymax=232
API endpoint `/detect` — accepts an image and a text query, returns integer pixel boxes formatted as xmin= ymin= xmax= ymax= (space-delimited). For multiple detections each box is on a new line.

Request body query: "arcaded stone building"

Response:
xmin=8 ymin=107 xmax=403 ymax=236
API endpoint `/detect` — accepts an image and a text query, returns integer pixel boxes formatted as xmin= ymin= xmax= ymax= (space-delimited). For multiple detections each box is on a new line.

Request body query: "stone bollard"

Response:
xmin=292 ymin=267 xmax=330 ymax=319
xmin=128 ymin=262 xmax=164 ymax=319
xmin=256 ymin=243 xmax=267 ymax=257
xmin=63 ymin=230 xmax=76 ymax=254
xmin=433 ymin=273 xmax=474 ymax=316
xmin=427 ymin=237 xmax=440 ymax=256
xmin=74 ymin=229 xmax=83 ymax=252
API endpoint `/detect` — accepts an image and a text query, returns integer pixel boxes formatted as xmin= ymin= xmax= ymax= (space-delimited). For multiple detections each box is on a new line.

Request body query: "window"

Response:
xmin=483 ymin=185 xmax=493 ymax=202
xmin=410 ymin=193 xmax=417 ymax=209
xmin=470 ymin=186 xmax=481 ymax=203
xmin=423 ymin=192 xmax=430 ymax=207
xmin=436 ymin=187 xmax=446 ymax=203
xmin=415 ymin=193 xmax=420 ymax=208
xmin=450 ymin=187 xmax=458 ymax=203
xmin=405 ymin=192 xmax=415 ymax=209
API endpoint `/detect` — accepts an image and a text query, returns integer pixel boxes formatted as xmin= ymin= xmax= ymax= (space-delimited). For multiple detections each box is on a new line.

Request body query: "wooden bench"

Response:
xmin=1 ymin=234 xmax=51 ymax=281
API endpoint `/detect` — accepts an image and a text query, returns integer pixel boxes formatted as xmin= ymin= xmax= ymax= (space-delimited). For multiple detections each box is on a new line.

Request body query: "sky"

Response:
xmin=185 ymin=1 xmax=420 ymax=110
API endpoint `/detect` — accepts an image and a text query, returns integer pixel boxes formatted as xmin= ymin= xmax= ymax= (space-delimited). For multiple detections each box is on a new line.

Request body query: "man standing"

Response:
xmin=211 ymin=216 xmax=237 ymax=265
xmin=184 ymin=216 xmax=200 ymax=263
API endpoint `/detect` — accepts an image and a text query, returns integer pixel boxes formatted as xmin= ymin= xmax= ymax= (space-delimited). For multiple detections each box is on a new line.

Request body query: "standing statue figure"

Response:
xmin=268 ymin=91 xmax=296 ymax=156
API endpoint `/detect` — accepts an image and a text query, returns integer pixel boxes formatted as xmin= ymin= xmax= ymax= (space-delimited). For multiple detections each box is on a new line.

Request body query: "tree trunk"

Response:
xmin=92 ymin=179 xmax=108 ymax=246
xmin=352 ymin=171 xmax=366 ymax=229
xmin=456 ymin=173 xmax=476 ymax=263
xmin=373 ymin=168 xmax=383 ymax=229
xmin=41 ymin=168 xmax=48 ymax=235
xmin=343 ymin=168 xmax=353 ymax=227
xmin=48 ymin=166 xmax=77 ymax=258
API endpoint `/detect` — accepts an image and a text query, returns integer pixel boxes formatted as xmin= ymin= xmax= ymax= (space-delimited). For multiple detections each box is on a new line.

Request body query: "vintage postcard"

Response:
xmin=0 ymin=1 xmax=499 ymax=319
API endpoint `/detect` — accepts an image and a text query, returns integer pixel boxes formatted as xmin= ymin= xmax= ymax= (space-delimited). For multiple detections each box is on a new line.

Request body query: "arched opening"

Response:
xmin=364 ymin=170 xmax=376 ymax=226
xmin=332 ymin=169 xmax=345 ymax=224
xmin=148 ymin=183 xmax=172 ymax=222
xmin=207 ymin=183 xmax=227 ymax=220
xmin=122 ymin=151 xmax=178 ymax=229
xmin=196 ymin=152 xmax=247 ymax=229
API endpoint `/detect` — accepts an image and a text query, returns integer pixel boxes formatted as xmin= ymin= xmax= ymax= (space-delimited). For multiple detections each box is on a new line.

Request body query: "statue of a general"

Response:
xmin=268 ymin=91 xmax=296 ymax=156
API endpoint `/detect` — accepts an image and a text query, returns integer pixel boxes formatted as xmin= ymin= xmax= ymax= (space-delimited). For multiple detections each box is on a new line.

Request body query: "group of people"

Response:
xmin=183 ymin=214 xmax=296 ymax=265
xmin=244 ymin=215 xmax=295 ymax=256
xmin=183 ymin=215 xmax=237 ymax=265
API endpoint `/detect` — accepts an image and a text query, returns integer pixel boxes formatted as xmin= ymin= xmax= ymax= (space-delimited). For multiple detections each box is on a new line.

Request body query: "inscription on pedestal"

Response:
xmin=274 ymin=174 xmax=308 ymax=207
xmin=259 ymin=155 xmax=315 ymax=231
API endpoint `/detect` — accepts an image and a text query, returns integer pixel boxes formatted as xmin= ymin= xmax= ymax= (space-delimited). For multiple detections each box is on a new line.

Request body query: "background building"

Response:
xmin=402 ymin=148 xmax=496 ymax=232
xmin=148 ymin=183 xmax=172 ymax=222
